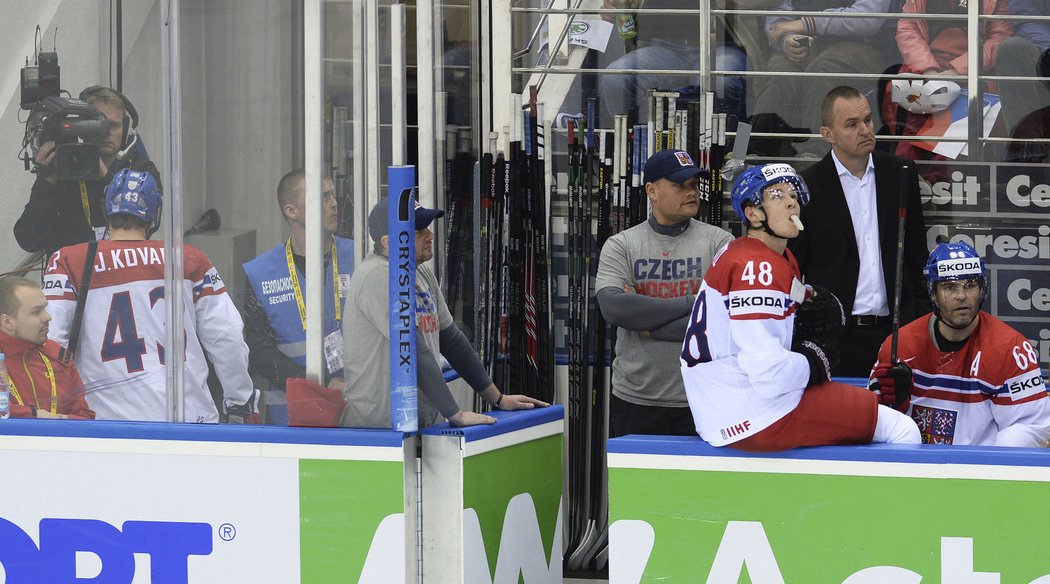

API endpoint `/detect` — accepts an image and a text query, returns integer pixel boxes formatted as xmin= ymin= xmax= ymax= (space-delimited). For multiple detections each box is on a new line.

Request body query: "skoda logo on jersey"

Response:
xmin=0 ymin=517 xmax=213 ymax=583
xmin=730 ymin=296 xmax=784 ymax=309
xmin=936 ymin=258 xmax=982 ymax=276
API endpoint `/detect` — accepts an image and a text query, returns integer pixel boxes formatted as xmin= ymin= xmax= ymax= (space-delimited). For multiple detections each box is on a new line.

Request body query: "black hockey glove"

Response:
xmin=794 ymin=340 xmax=832 ymax=388
xmin=794 ymin=285 xmax=845 ymax=346
xmin=225 ymin=389 xmax=262 ymax=424
xmin=869 ymin=361 xmax=913 ymax=412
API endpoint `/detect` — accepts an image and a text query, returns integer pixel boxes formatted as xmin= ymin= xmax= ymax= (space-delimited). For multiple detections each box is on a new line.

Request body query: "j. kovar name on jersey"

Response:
xmin=42 ymin=244 xmax=227 ymax=307
xmin=632 ymin=257 xmax=705 ymax=298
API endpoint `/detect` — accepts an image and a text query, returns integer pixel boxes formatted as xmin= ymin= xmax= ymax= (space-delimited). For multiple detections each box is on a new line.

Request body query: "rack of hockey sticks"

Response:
xmin=471 ymin=88 xmax=729 ymax=574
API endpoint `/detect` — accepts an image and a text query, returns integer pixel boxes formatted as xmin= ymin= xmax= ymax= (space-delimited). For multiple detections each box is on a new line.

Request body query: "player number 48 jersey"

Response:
xmin=679 ymin=238 xmax=811 ymax=446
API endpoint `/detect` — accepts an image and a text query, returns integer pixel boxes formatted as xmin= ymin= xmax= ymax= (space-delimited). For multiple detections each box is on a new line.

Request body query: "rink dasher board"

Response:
xmin=422 ymin=406 xmax=564 ymax=584
xmin=0 ymin=420 xmax=414 ymax=584
xmin=608 ymin=449 xmax=1050 ymax=482
xmin=607 ymin=436 xmax=1050 ymax=584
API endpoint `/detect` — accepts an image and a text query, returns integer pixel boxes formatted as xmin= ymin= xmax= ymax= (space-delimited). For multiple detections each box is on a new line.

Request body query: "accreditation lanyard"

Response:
xmin=79 ymin=181 xmax=92 ymax=225
xmin=285 ymin=238 xmax=341 ymax=332
xmin=7 ymin=351 xmax=58 ymax=416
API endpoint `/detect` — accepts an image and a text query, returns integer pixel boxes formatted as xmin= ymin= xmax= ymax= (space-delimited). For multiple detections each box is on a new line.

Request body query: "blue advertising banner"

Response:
xmin=388 ymin=166 xmax=418 ymax=433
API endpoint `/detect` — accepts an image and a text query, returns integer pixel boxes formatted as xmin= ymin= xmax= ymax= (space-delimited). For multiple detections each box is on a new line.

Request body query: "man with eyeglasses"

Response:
xmin=869 ymin=242 xmax=1050 ymax=446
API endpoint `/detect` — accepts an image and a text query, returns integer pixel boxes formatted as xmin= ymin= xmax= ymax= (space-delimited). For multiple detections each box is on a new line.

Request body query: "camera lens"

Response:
xmin=54 ymin=143 xmax=101 ymax=181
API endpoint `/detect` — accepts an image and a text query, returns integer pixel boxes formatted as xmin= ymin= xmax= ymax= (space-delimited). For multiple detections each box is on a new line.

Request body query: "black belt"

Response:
xmin=851 ymin=314 xmax=891 ymax=327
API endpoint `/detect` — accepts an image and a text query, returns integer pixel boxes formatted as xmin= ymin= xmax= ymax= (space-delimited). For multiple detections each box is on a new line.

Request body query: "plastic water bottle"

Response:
xmin=616 ymin=14 xmax=637 ymax=39
xmin=0 ymin=354 xmax=10 ymax=419
xmin=614 ymin=0 xmax=637 ymax=39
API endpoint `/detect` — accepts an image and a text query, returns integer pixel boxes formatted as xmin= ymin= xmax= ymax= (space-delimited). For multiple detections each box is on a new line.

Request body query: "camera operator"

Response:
xmin=14 ymin=86 xmax=160 ymax=256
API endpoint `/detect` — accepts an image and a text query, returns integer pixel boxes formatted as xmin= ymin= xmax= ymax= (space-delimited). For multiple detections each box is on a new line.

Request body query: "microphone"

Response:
xmin=185 ymin=209 xmax=221 ymax=237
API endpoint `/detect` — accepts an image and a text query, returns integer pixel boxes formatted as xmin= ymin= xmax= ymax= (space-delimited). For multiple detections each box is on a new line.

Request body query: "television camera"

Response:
xmin=19 ymin=46 xmax=109 ymax=181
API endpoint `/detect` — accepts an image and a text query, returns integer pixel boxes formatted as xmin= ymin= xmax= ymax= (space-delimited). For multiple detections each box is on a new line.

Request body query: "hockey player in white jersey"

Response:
xmin=869 ymin=242 xmax=1050 ymax=446
xmin=43 ymin=169 xmax=258 ymax=422
xmin=680 ymin=163 xmax=919 ymax=451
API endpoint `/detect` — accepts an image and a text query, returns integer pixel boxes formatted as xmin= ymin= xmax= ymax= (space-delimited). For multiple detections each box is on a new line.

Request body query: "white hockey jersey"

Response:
xmin=680 ymin=237 xmax=811 ymax=446
xmin=873 ymin=313 xmax=1050 ymax=446
xmin=43 ymin=240 xmax=255 ymax=422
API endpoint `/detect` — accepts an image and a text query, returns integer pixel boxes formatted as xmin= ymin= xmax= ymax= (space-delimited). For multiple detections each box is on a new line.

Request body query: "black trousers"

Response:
xmin=610 ymin=394 xmax=697 ymax=438
xmin=833 ymin=321 xmax=892 ymax=379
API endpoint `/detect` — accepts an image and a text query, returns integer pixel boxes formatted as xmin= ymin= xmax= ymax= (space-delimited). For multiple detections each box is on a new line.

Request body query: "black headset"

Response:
xmin=78 ymin=85 xmax=139 ymax=162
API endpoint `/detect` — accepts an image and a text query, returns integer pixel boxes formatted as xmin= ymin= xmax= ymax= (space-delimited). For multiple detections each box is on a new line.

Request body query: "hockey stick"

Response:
xmin=890 ymin=164 xmax=910 ymax=366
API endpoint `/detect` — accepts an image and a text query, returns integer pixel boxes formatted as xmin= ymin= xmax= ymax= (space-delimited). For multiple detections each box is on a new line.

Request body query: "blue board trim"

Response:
xmin=421 ymin=405 xmax=564 ymax=442
xmin=607 ymin=434 xmax=1050 ymax=467
xmin=0 ymin=419 xmax=409 ymax=448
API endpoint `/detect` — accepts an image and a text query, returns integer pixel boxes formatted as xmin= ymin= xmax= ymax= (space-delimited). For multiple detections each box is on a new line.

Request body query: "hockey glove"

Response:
xmin=794 ymin=285 xmax=846 ymax=346
xmin=795 ymin=340 xmax=832 ymax=388
xmin=869 ymin=361 xmax=912 ymax=412
xmin=225 ymin=389 xmax=262 ymax=424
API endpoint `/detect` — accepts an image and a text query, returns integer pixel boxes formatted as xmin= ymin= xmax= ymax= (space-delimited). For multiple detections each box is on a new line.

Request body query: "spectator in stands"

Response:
xmin=999 ymin=0 xmax=1050 ymax=155
xmin=598 ymin=0 xmax=750 ymax=124
xmin=892 ymin=0 xmax=1011 ymax=162
xmin=0 ymin=276 xmax=94 ymax=419
xmin=1004 ymin=48 xmax=1050 ymax=163
xmin=753 ymin=0 xmax=900 ymax=156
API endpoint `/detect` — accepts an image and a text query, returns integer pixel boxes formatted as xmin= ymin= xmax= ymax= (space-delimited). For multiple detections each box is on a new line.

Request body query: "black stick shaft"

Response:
xmin=890 ymin=164 xmax=910 ymax=363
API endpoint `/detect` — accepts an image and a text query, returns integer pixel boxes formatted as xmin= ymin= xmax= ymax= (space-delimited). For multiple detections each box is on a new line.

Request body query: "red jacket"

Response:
xmin=896 ymin=0 xmax=1011 ymax=75
xmin=0 ymin=331 xmax=94 ymax=419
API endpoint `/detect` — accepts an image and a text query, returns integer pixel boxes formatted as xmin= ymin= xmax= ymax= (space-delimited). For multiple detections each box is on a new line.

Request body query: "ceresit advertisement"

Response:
xmin=0 ymin=431 xmax=407 ymax=584
xmin=608 ymin=438 xmax=1050 ymax=584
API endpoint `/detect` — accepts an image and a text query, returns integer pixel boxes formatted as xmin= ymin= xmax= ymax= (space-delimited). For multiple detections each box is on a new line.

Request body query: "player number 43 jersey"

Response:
xmin=43 ymin=240 xmax=255 ymax=422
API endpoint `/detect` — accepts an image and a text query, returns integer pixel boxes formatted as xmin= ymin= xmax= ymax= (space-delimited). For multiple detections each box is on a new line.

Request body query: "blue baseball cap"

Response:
xmin=368 ymin=197 xmax=445 ymax=241
xmin=643 ymin=149 xmax=707 ymax=185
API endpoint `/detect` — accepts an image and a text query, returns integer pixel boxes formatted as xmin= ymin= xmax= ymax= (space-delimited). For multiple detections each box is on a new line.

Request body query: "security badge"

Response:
xmin=324 ymin=330 xmax=344 ymax=374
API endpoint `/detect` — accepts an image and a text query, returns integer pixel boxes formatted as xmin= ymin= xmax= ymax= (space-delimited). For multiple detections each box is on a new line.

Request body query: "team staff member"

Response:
xmin=681 ymin=163 xmax=919 ymax=451
xmin=340 ymin=199 xmax=546 ymax=429
xmin=596 ymin=149 xmax=733 ymax=437
xmin=15 ymin=86 xmax=160 ymax=256
xmin=0 ymin=276 xmax=94 ymax=420
xmin=44 ymin=169 xmax=258 ymax=422
xmin=788 ymin=86 xmax=929 ymax=377
xmin=242 ymin=170 xmax=353 ymax=424
xmin=870 ymin=242 xmax=1050 ymax=446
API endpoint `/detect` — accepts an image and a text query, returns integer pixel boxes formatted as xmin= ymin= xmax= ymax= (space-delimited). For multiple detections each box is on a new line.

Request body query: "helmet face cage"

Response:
xmin=924 ymin=242 xmax=988 ymax=306
xmin=730 ymin=163 xmax=811 ymax=224
xmin=105 ymin=169 xmax=162 ymax=233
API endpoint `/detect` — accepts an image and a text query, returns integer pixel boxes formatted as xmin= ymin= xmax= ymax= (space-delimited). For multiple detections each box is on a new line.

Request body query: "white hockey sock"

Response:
xmin=872 ymin=405 xmax=921 ymax=444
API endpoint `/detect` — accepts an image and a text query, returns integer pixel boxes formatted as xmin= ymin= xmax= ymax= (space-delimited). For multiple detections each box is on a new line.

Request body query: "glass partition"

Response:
xmin=0 ymin=2 xmax=183 ymax=423
xmin=505 ymin=0 xmax=1050 ymax=354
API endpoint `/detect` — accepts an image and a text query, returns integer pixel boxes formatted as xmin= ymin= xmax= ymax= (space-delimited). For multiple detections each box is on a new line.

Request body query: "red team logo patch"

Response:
xmin=674 ymin=151 xmax=693 ymax=166
xmin=911 ymin=404 xmax=958 ymax=444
